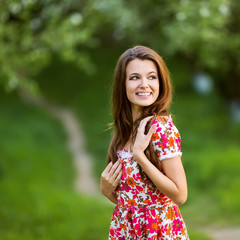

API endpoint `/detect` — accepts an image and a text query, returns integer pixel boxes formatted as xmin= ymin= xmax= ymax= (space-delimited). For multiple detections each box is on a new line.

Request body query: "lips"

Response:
xmin=136 ymin=92 xmax=152 ymax=96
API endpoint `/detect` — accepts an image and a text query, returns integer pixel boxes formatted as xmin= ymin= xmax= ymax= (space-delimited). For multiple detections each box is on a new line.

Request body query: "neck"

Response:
xmin=132 ymin=106 xmax=143 ymax=122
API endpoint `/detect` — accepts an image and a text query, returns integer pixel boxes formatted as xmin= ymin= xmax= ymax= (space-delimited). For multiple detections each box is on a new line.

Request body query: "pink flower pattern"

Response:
xmin=108 ymin=115 xmax=189 ymax=239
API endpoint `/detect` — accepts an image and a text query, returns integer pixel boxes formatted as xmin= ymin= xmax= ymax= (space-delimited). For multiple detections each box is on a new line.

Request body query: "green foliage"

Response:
xmin=1 ymin=0 xmax=240 ymax=99
xmin=160 ymin=0 xmax=240 ymax=99
xmin=0 ymin=0 xmax=97 ymax=92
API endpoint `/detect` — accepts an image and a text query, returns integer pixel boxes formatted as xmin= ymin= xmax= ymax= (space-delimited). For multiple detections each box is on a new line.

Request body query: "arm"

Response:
xmin=100 ymin=160 xmax=122 ymax=204
xmin=133 ymin=116 xmax=188 ymax=205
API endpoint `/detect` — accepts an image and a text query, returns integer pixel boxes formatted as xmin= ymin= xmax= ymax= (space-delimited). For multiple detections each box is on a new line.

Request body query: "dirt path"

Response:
xmin=53 ymin=107 xmax=98 ymax=195
xmin=203 ymin=227 xmax=240 ymax=240
xmin=20 ymin=91 xmax=98 ymax=195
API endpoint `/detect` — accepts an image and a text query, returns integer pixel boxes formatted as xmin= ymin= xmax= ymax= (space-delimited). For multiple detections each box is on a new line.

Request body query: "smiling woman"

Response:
xmin=125 ymin=59 xmax=159 ymax=121
xmin=100 ymin=46 xmax=189 ymax=239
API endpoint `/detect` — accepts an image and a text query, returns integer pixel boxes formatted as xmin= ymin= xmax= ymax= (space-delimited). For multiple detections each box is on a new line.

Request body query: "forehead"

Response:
xmin=126 ymin=59 xmax=157 ymax=75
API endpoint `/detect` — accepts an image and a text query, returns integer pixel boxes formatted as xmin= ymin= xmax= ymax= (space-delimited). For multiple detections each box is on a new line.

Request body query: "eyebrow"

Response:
xmin=129 ymin=71 xmax=157 ymax=76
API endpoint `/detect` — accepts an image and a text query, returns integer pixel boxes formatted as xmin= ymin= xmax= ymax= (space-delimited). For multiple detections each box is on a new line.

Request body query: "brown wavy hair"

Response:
xmin=107 ymin=46 xmax=172 ymax=170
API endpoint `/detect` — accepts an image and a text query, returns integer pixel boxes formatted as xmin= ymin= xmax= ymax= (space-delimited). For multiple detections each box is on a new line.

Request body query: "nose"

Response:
xmin=139 ymin=78 xmax=148 ymax=89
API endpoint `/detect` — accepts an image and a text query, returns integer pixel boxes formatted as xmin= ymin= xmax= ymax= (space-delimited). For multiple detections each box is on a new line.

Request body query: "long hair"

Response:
xmin=107 ymin=46 xmax=172 ymax=170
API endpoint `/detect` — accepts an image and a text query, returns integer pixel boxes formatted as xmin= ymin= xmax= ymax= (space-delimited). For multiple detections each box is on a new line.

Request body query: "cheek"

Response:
xmin=153 ymin=82 xmax=160 ymax=95
xmin=126 ymin=82 xmax=135 ymax=97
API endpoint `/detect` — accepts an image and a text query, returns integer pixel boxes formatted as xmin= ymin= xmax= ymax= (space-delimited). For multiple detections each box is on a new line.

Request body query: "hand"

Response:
xmin=100 ymin=160 xmax=122 ymax=199
xmin=132 ymin=116 xmax=157 ymax=157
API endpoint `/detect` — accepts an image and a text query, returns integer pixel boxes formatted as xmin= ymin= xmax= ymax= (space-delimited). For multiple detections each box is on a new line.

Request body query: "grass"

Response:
xmin=0 ymin=93 xmax=114 ymax=240
xmin=173 ymin=93 xmax=240 ymax=225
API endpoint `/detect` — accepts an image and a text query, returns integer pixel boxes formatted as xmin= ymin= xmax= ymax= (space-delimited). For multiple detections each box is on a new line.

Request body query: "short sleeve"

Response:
xmin=151 ymin=115 xmax=182 ymax=161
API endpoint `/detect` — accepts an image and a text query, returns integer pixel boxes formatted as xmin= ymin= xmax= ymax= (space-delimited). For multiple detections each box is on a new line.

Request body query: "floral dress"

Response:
xmin=108 ymin=115 xmax=189 ymax=240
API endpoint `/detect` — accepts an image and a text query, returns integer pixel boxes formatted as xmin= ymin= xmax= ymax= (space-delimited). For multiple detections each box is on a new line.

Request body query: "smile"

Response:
xmin=137 ymin=92 xmax=152 ymax=96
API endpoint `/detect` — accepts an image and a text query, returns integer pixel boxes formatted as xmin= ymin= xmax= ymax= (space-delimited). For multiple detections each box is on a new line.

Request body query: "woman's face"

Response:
xmin=125 ymin=58 xmax=159 ymax=115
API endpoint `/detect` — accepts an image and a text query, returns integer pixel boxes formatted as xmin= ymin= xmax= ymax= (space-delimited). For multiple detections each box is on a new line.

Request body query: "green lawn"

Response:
xmin=0 ymin=93 xmax=114 ymax=240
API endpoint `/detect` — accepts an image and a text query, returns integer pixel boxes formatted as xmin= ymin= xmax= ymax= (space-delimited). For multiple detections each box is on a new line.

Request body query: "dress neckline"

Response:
xmin=119 ymin=148 xmax=132 ymax=153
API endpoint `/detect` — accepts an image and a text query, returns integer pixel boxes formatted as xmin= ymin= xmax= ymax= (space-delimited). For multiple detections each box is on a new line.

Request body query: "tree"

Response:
xmin=0 ymin=0 xmax=145 ymax=93
xmin=159 ymin=0 xmax=240 ymax=101
xmin=0 ymin=0 xmax=99 ymax=92
xmin=1 ymin=0 xmax=240 ymax=102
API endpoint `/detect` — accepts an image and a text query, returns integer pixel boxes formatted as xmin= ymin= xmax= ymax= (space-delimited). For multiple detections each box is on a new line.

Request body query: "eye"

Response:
xmin=149 ymin=75 xmax=157 ymax=80
xmin=129 ymin=75 xmax=139 ymax=80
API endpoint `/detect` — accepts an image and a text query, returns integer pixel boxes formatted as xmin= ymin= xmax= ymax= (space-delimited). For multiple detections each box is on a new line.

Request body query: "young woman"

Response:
xmin=100 ymin=46 xmax=189 ymax=239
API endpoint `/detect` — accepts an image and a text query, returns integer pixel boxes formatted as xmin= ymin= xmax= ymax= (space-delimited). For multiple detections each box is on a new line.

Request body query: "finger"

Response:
xmin=113 ymin=162 xmax=122 ymax=179
xmin=113 ymin=170 xmax=122 ymax=185
xmin=103 ymin=161 xmax=113 ymax=175
xmin=140 ymin=116 xmax=154 ymax=125
xmin=139 ymin=116 xmax=154 ymax=129
xmin=147 ymin=124 xmax=157 ymax=137
xmin=109 ymin=160 xmax=121 ymax=175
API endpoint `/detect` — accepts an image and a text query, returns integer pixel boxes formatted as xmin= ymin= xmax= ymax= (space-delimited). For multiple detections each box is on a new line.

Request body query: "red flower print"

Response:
xmin=109 ymin=229 xmax=116 ymax=237
xmin=152 ymin=119 xmax=158 ymax=125
xmin=119 ymin=158 xmax=124 ymax=163
xmin=150 ymin=209 xmax=157 ymax=218
xmin=143 ymin=199 xmax=151 ymax=204
xmin=149 ymin=191 xmax=158 ymax=202
xmin=120 ymin=222 xmax=126 ymax=231
xmin=121 ymin=182 xmax=131 ymax=192
xmin=168 ymin=136 xmax=175 ymax=147
xmin=166 ymin=208 xmax=175 ymax=221
xmin=126 ymin=167 xmax=132 ymax=175
xmin=181 ymin=227 xmax=186 ymax=235
xmin=134 ymin=223 xmax=142 ymax=236
xmin=136 ymin=185 xmax=144 ymax=193
xmin=155 ymin=189 xmax=161 ymax=195
xmin=127 ymin=211 xmax=132 ymax=219
xmin=126 ymin=177 xmax=136 ymax=188
xmin=173 ymin=205 xmax=181 ymax=218
xmin=166 ymin=227 xmax=171 ymax=236
xmin=157 ymin=116 xmax=168 ymax=123
xmin=175 ymin=132 xmax=180 ymax=139
xmin=132 ymin=173 xmax=141 ymax=181
xmin=160 ymin=223 xmax=167 ymax=234
xmin=152 ymin=132 xmax=160 ymax=141
xmin=162 ymin=149 xmax=167 ymax=156
xmin=108 ymin=131 xmax=189 ymax=240
xmin=148 ymin=185 xmax=154 ymax=192
xmin=147 ymin=218 xmax=158 ymax=234
xmin=128 ymin=198 xmax=137 ymax=207
xmin=176 ymin=137 xmax=181 ymax=151
xmin=160 ymin=133 xmax=168 ymax=148
xmin=172 ymin=219 xmax=183 ymax=234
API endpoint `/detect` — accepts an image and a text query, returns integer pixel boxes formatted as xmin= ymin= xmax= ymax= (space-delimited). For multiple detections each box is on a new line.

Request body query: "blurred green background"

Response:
xmin=1 ymin=0 xmax=240 ymax=239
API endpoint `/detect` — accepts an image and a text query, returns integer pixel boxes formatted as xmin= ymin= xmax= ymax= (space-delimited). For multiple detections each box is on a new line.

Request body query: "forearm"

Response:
xmin=134 ymin=152 xmax=187 ymax=205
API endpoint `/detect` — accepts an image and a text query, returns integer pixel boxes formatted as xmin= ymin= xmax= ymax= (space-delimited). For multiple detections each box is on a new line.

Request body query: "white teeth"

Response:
xmin=137 ymin=92 xmax=151 ymax=96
